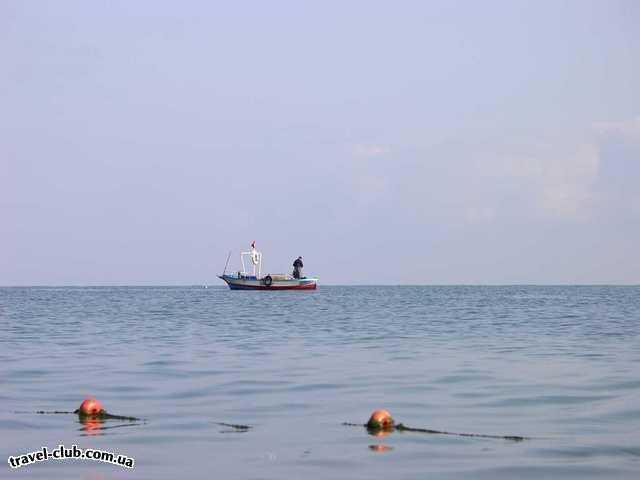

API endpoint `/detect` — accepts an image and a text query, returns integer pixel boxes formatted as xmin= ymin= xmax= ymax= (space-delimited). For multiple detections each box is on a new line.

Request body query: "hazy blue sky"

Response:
xmin=2 ymin=0 xmax=639 ymax=285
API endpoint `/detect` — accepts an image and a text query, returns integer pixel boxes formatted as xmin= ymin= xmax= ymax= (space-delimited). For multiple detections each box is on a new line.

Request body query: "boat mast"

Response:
xmin=222 ymin=251 xmax=231 ymax=276
xmin=240 ymin=241 xmax=262 ymax=278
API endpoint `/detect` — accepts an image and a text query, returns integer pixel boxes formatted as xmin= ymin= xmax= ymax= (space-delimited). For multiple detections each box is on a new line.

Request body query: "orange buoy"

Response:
xmin=78 ymin=397 xmax=104 ymax=416
xmin=367 ymin=409 xmax=394 ymax=430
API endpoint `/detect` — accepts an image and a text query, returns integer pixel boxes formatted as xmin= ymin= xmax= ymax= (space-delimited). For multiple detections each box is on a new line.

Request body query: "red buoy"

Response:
xmin=367 ymin=409 xmax=394 ymax=430
xmin=78 ymin=397 xmax=104 ymax=416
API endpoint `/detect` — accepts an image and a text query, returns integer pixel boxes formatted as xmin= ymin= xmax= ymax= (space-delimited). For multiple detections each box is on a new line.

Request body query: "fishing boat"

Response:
xmin=218 ymin=243 xmax=318 ymax=290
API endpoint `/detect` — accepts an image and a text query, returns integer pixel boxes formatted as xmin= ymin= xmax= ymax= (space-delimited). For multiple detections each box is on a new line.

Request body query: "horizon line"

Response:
xmin=1 ymin=284 xmax=639 ymax=288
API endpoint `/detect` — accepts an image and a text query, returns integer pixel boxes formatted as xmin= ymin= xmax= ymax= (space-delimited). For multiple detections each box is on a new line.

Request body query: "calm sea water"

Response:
xmin=1 ymin=286 xmax=639 ymax=479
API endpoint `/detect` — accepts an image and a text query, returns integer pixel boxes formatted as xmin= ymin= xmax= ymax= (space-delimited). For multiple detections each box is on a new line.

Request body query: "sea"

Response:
xmin=1 ymin=286 xmax=639 ymax=479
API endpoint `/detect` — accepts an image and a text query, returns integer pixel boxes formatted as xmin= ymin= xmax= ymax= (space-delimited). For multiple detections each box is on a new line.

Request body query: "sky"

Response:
xmin=1 ymin=0 xmax=639 ymax=285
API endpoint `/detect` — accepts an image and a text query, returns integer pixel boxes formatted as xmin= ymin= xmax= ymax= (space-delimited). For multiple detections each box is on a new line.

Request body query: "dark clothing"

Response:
xmin=293 ymin=258 xmax=303 ymax=279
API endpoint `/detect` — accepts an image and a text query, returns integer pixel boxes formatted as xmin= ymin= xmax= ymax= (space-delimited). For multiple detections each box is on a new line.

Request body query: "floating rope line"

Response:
xmin=19 ymin=397 xmax=141 ymax=422
xmin=34 ymin=410 xmax=76 ymax=414
xmin=343 ymin=408 xmax=528 ymax=442
xmin=24 ymin=402 xmax=526 ymax=441
xmin=27 ymin=410 xmax=140 ymax=421
xmin=75 ymin=410 xmax=140 ymax=421
xmin=214 ymin=422 xmax=252 ymax=432
xmin=394 ymin=423 xmax=526 ymax=441
xmin=343 ymin=422 xmax=526 ymax=441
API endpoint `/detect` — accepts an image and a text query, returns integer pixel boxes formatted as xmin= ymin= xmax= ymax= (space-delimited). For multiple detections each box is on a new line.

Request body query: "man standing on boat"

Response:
xmin=293 ymin=256 xmax=303 ymax=279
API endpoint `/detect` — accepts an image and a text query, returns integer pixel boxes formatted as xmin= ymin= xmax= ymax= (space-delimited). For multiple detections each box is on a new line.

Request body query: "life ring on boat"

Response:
xmin=263 ymin=275 xmax=273 ymax=287
xmin=251 ymin=250 xmax=259 ymax=265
